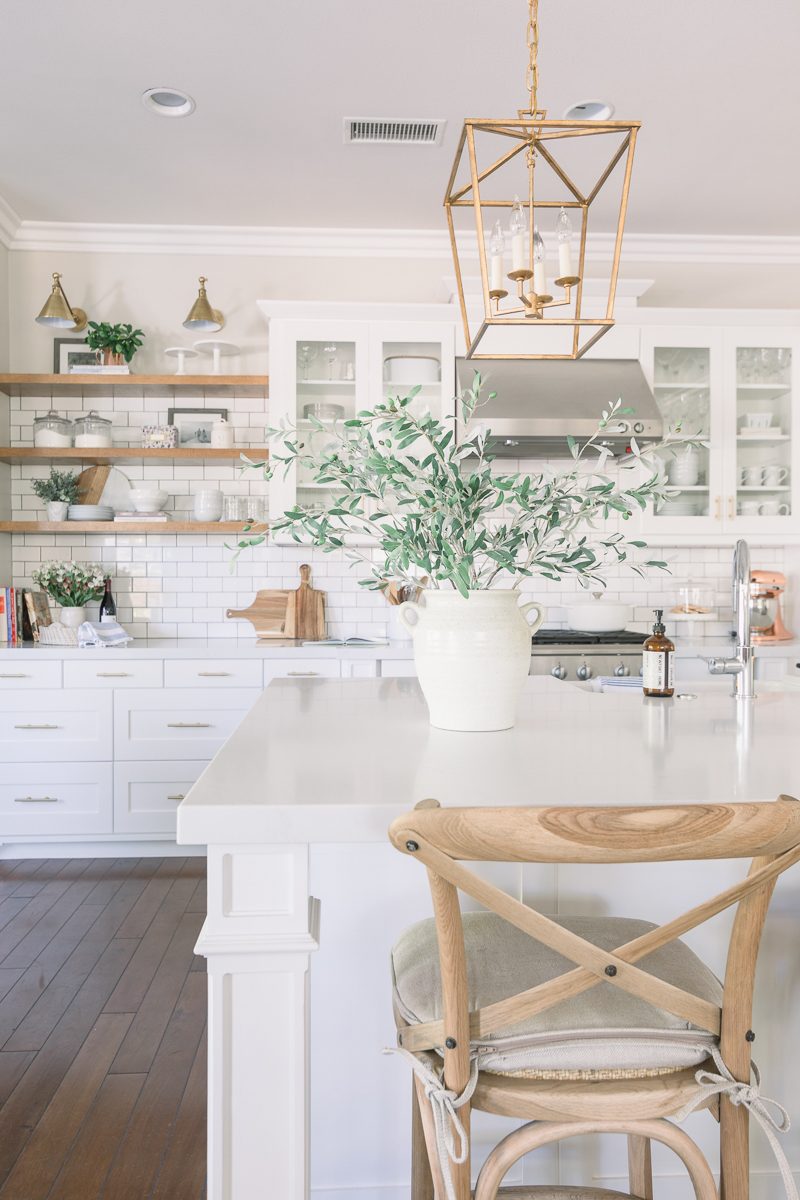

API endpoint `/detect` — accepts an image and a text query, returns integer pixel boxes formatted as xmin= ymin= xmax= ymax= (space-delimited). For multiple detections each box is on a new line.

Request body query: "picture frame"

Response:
xmin=53 ymin=338 xmax=98 ymax=374
xmin=167 ymin=407 xmax=229 ymax=447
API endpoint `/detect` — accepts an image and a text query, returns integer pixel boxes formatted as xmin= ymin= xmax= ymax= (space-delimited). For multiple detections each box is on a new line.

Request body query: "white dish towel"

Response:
xmin=77 ymin=620 xmax=133 ymax=648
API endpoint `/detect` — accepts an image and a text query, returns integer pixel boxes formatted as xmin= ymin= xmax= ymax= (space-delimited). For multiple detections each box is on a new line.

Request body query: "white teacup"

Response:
xmin=739 ymin=465 xmax=764 ymax=486
xmin=763 ymin=465 xmax=789 ymax=487
xmin=759 ymin=501 xmax=790 ymax=516
xmin=739 ymin=501 xmax=761 ymax=516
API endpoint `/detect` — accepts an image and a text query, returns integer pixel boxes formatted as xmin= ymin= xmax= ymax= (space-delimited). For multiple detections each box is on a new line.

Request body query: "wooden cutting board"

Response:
xmin=76 ymin=465 xmax=111 ymax=505
xmin=226 ymin=590 xmax=296 ymax=639
xmin=292 ymin=564 xmax=325 ymax=641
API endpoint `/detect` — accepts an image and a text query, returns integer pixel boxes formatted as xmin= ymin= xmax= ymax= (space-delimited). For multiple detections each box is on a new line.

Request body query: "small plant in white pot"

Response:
xmin=32 ymin=560 xmax=105 ymax=629
xmin=30 ymin=468 xmax=79 ymax=522
xmin=237 ymin=377 xmax=691 ymax=731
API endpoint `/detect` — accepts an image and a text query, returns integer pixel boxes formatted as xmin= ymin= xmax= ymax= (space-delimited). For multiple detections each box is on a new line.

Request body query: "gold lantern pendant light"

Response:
xmin=183 ymin=276 xmax=225 ymax=332
xmin=445 ymin=0 xmax=640 ymax=360
xmin=35 ymin=272 xmax=87 ymax=331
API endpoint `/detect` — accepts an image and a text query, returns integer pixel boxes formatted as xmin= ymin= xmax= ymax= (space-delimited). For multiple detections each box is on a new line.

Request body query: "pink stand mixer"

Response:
xmin=750 ymin=569 xmax=793 ymax=642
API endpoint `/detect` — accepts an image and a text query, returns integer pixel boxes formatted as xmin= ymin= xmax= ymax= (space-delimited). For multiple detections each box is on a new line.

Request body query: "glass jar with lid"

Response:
xmin=33 ymin=410 xmax=73 ymax=448
xmin=74 ymin=410 xmax=113 ymax=448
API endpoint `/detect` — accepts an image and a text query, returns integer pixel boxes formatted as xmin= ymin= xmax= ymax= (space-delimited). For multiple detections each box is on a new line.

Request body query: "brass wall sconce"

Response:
xmin=35 ymin=273 xmax=88 ymax=331
xmin=183 ymin=276 xmax=225 ymax=332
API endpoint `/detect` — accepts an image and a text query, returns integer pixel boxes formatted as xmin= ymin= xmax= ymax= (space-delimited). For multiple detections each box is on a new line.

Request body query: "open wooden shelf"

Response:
xmin=0 ymin=373 xmax=269 ymax=398
xmin=0 ymin=446 xmax=269 ymax=465
xmin=0 ymin=521 xmax=264 ymax=535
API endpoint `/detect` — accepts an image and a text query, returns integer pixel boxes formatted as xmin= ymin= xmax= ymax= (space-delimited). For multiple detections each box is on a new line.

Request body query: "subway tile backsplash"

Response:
xmin=9 ymin=392 xmax=782 ymax=639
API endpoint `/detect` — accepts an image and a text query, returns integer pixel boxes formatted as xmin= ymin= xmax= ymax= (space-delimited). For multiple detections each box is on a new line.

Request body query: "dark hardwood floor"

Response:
xmin=0 ymin=856 xmax=207 ymax=1199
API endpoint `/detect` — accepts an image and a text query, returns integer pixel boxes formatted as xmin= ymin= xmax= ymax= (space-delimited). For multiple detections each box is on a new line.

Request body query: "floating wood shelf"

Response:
xmin=0 ymin=521 xmax=266 ymax=535
xmin=0 ymin=373 xmax=269 ymax=398
xmin=0 ymin=447 xmax=270 ymax=465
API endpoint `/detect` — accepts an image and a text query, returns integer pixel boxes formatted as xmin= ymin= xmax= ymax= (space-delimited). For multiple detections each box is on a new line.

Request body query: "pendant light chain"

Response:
xmin=525 ymin=0 xmax=540 ymax=114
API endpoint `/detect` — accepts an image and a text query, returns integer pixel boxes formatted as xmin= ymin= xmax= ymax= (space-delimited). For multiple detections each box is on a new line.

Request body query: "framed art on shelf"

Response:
xmin=167 ymin=407 xmax=229 ymax=447
xmin=53 ymin=338 xmax=97 ymax=374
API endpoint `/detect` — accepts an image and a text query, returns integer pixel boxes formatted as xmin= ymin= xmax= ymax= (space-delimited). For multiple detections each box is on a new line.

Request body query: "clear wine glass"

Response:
xmin=297 ymin=344 xmax=318 ymax=380
xmin=323 ymin=343 xmax=338 ymax=380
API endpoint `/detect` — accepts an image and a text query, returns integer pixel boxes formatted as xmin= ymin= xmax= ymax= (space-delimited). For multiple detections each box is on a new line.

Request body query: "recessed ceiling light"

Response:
xmin=141 ymin=87 xmax=196 ymax=118
xmin=562 ymin=99 xmax=615 ymax=121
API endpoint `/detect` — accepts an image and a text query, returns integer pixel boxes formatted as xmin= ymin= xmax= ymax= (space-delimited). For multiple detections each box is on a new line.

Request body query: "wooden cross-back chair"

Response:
xmin=388 ymin=796 xmax=800 ymax=1200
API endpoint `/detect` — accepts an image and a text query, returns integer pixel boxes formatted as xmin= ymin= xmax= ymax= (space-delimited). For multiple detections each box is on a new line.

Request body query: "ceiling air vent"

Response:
xmin=344 ymin=118 xmax=446 ymax=146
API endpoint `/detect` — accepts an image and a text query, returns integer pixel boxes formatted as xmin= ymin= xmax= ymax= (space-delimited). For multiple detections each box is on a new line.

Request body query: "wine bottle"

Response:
xmin=98 ymin=577 xmax=117 ymax=623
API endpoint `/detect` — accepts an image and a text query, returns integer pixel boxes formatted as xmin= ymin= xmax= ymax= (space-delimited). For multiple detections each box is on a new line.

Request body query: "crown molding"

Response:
xmin=6 ymin=216 xmax=800 ymax=266
xmin=0 ymin=194 xmax=22 ymax=249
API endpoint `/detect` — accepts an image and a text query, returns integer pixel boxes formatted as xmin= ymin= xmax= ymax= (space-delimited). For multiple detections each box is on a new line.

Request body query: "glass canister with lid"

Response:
xmin=33 ymin=410 xmax=73 ymax=448
xmin=74 ymin=409 xmax=113 ymax=448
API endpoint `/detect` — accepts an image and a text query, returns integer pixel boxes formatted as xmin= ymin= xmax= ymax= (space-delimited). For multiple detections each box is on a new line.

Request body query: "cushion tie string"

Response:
xmin=385 ymin=1047 xmax=479 ymax=1200
xmin=675 ymin=1047 xmax=797 ymax=1200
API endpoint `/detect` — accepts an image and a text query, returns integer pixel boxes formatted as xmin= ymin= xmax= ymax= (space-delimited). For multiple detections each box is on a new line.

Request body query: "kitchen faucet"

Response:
xmin=706 ymin=539 xmax=756 ymax=699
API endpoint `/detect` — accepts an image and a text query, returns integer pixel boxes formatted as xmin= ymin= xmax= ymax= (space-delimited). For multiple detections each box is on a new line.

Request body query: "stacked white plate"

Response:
xmin=67 ymin=504 xmax=114 ymax=521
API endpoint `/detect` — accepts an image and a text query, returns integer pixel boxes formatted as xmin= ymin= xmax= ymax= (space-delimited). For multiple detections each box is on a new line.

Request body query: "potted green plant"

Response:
xmin=86 ymin=322 xmax=145 ymax=368
xmin=237 ymin=376 xmax=696 ymax=731
xmin=31 ymin=560 xmax=106 ymax=629
xmin=30 ymin=468 xmax=80 ymax=521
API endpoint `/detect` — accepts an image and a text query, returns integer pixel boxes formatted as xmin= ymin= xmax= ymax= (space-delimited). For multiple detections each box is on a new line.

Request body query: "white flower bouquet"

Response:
xmin=32 ymin=560 xmax=105 ymax=607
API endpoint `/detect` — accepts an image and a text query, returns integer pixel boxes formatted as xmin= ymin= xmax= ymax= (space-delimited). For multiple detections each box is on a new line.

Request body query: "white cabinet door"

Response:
xmin=164 ymin=659 xmax=263 ymax=688
xmin=64 ymin=660 xmax=163 ymax=688
xmin=0 ymin=660 xmax=62 ymax=688
xmin=114 ymin=760 xmax=208 ymax=834
xmin=114 ymin=688 xmax=261 ymax=760
xmin=0 ymin=763 xmax=113 ymax=836
xmin=0 ymin=690 xmax=112 ymax=762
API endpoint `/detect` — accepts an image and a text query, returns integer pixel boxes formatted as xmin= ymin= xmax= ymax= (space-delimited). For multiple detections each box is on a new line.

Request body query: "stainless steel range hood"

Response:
xmin=456 ymin=358 xmax=663 ymax=457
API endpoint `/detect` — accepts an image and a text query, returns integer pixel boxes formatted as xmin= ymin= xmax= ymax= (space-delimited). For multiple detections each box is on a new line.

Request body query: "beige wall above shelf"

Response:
xmin=0 ymin=447 xmax=270 ymax=465
xmin=0 ymin=520 xmax=264 ymax=534
xmin=0 ymin=373 xmax=269 ymax=398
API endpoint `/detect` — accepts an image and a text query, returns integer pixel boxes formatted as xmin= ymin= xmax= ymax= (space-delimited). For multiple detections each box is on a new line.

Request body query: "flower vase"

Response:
xmin=46 ymin=501 xmax=69 ymax=521
xmin=59 ymin=606 xmax=86 ymax=629
xmin=398 ymin=590 xmax=544 ymax=731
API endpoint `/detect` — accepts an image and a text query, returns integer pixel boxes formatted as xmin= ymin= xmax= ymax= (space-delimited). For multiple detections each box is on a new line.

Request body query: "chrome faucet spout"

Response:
xmin=706 ymin=539 xmax=756 ymax=699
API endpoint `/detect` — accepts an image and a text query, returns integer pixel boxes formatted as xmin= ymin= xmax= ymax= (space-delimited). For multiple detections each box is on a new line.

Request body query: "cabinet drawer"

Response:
xmin=0 ymin=762 xmax=112 ymax=836
xmin=64 ymin=660 xmax=164 ymax=689
xmin=0 ymin=660 xmax=62 ymax=689
xmin=0 ymin=690 xmax=112 ymax=762
xmin=380 ymin=661 xmax=417 ymax=678
xmin=114 ymin=761 xmax=207 ymax=834
xmin=165 ymin=659 xmax=263 ymax=688
xmin=263 ymin=659 xmax=340 ymax=683
xmin=114 ymin=688 xmax=261 ymax=760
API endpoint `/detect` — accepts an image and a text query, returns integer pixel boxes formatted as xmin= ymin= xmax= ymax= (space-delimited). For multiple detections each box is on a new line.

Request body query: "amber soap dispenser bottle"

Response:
xmin=642 ymin=608 xmax=675 ymax=698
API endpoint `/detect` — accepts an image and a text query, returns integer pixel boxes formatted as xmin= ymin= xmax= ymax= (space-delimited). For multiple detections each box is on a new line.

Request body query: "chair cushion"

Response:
xmin=391 ymin=913 xmax=722 ymax=1076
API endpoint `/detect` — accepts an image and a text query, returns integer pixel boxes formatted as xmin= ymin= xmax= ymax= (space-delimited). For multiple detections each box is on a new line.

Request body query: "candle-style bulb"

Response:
xmin=490 ymin=220 xmax=505 ymax=255
xmin=509 ymin=196 xmax=528 ymax=272
xmin=509 ymin=196 xmax=526 ymax=236
xmin=556 ymin=206 xmax=575 ymax=281
xmin=557 ymin=206 xmax=573 ymax=243
xmin=533 ymin=226 xmax=545 ymax=264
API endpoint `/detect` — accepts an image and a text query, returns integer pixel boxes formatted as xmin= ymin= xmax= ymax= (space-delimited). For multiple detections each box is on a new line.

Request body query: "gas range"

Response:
xmin=530 ymin=629 xmax=646 ymax=682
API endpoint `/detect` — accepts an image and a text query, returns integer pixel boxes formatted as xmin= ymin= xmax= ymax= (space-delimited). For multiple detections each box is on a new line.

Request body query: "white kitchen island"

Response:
xmin=177 ymin=676 xmax=800 ymax=1200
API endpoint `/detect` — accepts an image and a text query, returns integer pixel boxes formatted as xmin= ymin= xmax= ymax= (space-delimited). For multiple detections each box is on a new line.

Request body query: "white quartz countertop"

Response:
xmin=176 ymin=675 xmax=800 ymax=846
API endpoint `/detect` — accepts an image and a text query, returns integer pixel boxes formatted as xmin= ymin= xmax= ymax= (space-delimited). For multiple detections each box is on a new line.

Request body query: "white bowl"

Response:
xmin=128 ymin=488 xmax=168 ymax=513
xmin=384 ymin=355 xmax=441 ymax=384
xmin=565 ymin=603 xmax=632 ymax=633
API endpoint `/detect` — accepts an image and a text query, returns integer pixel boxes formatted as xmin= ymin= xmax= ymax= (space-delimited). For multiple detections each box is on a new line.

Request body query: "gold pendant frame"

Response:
xmin=445 ymin=116 xmax=640 ymax=361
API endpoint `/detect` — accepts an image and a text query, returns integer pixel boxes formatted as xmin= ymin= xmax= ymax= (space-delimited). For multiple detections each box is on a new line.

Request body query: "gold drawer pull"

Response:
xmin=167 ymin=793 xmax=186 ymax=801
xmin=167 ymin=721 xmax=213 ymax=728
xmin=96 ymin=672 xmax=131 ymax=678
xmin=14 ymin=795 xmax=59 ymax=804
xmin=0 ymin=673 xmax=28 ymax=679
xmin=14 ymin=723 xmax=60 ymax=730
xmin=287 ymin=671 xmax=319 ymax=677
xmin=197 ymin=671 xmax=231 ymax=677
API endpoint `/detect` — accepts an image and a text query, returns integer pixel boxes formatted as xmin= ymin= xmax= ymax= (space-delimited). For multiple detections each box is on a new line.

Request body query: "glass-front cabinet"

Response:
xmin=639 ymin=327 xmax=800 ymax=535
xmin=266 ymin=313 xmax=456 ymax=540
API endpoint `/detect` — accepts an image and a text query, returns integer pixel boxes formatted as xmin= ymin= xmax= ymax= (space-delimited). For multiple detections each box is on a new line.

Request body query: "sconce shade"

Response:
xmin=35 ymin=273 xmax=87 ymax=331
xmin=183 ymin=276 xmax=225 ymax=332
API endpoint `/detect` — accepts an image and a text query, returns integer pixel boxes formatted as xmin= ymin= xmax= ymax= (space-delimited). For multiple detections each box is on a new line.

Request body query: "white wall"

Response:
xmin=0 ymin=242 xmax=11 ymax=582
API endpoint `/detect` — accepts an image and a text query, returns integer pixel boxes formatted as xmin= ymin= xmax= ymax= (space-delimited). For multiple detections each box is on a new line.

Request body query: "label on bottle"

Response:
xmin=643 ymin=650 xmax=674 ymax=692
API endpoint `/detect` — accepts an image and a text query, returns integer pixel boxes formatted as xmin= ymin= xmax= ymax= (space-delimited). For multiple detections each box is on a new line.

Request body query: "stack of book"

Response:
xmin=0 ymin=588 xmax=53 ymax=644
xmin=113 ymin=511 xmax=169 ymax=523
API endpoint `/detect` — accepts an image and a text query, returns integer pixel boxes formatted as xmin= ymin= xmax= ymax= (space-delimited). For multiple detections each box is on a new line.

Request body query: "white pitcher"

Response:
xmin=398 ymin=590 xmax=544 ymax=732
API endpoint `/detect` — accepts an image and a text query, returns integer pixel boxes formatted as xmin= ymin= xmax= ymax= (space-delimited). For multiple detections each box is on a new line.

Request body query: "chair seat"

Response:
xmin=392 ymin=912 xmax=722 ymax=1076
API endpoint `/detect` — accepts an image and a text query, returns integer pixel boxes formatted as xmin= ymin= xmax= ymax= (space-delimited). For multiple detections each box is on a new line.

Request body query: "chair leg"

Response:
xmin=412 ymin=1076 xmax=472 ymax=1200
xmin=412 ymin=1078 xmax=435 ymax=1200
xmin=628 ymin=1135 xmax=654 ymax=1200
xmin=720 ymin=1102 xmax=749 ymax=1200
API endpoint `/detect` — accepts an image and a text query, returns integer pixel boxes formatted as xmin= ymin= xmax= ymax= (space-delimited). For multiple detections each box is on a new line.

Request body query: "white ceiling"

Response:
xmin=1 ymin=0 xmax=797 ymax=235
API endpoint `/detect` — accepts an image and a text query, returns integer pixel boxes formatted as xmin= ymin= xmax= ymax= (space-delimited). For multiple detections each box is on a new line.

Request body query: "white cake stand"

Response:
xmin=165 ymin=346 xmax=201 ymax=375
xmin=194 ymin=340 xmax=240 ymax=375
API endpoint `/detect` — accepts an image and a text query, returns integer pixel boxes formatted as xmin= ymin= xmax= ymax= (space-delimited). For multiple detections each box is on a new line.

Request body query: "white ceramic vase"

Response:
xmin=398 ymin=590 xmax=544 ymax=732
xmin=59 ymin=606 xmax=86 ymax=629
xmin=46 ymin=500 xmax=69 ymax=521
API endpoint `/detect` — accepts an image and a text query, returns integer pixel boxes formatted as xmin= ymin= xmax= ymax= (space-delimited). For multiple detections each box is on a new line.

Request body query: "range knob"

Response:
xmin=576 ymin=662 xmax=593 ymax=681
xmin=614 ymin=662 xmax=631 ymax=677
xmin=551 ymin=663 xmax=567 ymax=680
xmin=633 ymin=421 xmax=645 ymax=434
